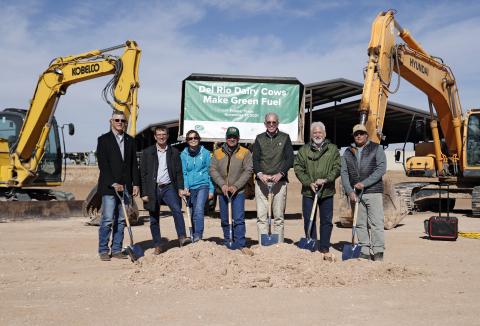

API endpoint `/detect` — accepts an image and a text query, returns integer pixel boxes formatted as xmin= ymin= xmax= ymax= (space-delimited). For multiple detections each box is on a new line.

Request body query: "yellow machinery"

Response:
xmin=340 ymin=11 xmax=480 ymax=227
xmin=0 ymin=40 xmax=141 ymax=220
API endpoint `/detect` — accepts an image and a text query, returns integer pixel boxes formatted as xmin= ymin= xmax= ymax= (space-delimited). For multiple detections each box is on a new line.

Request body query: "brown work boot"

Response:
xmin=152 ymin=246 xmax=163 ymax=255
xmin=111 ymin=252 xmax=128 ymax=259
xmin=180 ymin=237 xmax=192 ymax=247
xmin=320 ymin=251 xmax=328 ymax=254
xmin=99 ymin=253 xmax=111 ymax=261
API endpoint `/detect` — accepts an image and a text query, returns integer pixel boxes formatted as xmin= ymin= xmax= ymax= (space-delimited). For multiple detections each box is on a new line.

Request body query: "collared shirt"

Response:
xmin=266 ymin=128 xmax=279 ymax=139
xmin=156 ymin=145 xmax=171 ymax=185
xmin=113 ymin=130 xmax=124 ymax=160
xmin=311 ymin=140 xmax=326 ymax=152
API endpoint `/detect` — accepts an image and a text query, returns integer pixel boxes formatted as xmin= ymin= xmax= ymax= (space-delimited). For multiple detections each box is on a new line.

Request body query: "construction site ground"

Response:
xmin=1 ymin=167 xmax=479 ymax=325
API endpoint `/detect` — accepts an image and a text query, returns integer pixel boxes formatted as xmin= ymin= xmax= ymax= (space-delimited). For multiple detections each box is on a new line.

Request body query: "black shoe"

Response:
xmin=193 ymin=236 xmax=202 ymax=243
xmin=359 ymin=252 xmax=372 ymax=260
xmin=373 ymin=252 xmax=384 ymax=262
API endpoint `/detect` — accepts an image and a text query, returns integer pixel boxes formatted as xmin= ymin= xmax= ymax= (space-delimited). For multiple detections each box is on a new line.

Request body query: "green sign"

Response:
xmin=183 ymin=80 xmax=300 ymax=140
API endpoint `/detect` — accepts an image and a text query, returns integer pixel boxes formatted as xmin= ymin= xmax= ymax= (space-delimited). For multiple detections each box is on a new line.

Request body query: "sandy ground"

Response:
xmin=1 ymin=167 xmax=479 ymax=325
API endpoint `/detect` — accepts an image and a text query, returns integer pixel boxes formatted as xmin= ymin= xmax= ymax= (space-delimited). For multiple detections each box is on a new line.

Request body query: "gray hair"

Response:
xmin=112 ymin=110 xmax=126 ymax=119
xmin=265 ymin=112 xmax=279 ymax=122
xmin=310 ymin=121 xmax=326 ymax=133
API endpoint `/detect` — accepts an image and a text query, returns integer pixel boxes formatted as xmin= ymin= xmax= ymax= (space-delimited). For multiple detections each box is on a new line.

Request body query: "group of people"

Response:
xmin=96 ymin=110 xmax=386 ymax=262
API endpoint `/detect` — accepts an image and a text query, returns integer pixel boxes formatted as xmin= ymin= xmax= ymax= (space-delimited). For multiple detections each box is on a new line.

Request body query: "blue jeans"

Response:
xmin=188 ymin=185 xmax=209 ymax=239
xmin=149 ymin=185 xmax=187 ymax=248
xmin=302 ymin=196 xmax=333 ymax=252
xmin=218 ymin=192 xmax=246 ymax=248
xmin=98 ymin=188 xmax=129 ymax=255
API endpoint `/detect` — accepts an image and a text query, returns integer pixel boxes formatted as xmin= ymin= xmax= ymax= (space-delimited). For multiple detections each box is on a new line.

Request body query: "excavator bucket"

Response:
xmin=83 ymin=184 xmax=140 ymax=226
xmin=383 ymin=178 xmax=408 ymax=229
xmin=338 ymin=178 xmax=408 ymax=229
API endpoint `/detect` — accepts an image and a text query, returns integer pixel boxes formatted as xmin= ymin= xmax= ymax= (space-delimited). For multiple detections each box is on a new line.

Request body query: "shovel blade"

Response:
xmin=342 ymin=244 xmax=362 ymax=261
xmin=125 ymin=244 xmax=144 ymax=262
xmin=223 ymin=240 xmax=242 ymax=250
xmin=298 ymin=237 xmax=317 ymax=251
xmin=261 ymin=233 xmax=279 ymax=246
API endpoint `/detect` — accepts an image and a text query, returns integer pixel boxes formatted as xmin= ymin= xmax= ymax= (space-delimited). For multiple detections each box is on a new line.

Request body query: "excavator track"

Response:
xmin=394 ymin=182 xmax=431 ymax=214
xmin=472 ymin=186 xmax=480 ymax=218
xmin=0 ymin=189 xmax=83 ymax=222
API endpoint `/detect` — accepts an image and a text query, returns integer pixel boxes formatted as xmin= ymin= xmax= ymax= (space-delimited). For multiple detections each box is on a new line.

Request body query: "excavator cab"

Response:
xmin=0 ymin=108 xmax=62 ymax=185
xmin=465 ymin=112 xmax=480 ymax=169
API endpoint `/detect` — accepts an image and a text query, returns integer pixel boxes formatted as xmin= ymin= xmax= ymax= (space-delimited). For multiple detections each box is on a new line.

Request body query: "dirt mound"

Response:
xmin=118 ymin=242 xmax=427 ymax=289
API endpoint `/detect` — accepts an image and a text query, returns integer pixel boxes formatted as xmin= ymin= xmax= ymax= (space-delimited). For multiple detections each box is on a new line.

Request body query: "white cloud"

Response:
xmin=1 ymin=0 xmax=479 ymax=152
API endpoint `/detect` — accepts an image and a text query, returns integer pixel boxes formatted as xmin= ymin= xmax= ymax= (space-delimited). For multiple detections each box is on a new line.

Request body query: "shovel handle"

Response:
xmin=183 ymin=197 xmax=193 ymax=228
xmin=228 ymin=202 xmax=233 ymax=224
xmin=309 ymin=195 xmax=318 ymax=221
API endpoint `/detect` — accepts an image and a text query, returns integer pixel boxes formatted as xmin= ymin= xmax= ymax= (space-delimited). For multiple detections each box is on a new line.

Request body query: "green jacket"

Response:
xmin=293 ymin=140 xmax=341 ymax=199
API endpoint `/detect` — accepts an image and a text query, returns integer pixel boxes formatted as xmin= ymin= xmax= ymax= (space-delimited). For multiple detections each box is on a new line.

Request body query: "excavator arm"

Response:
xmin=2 ymin=40 xmax=141 ymax=187
xmin=359 ymin=11 xmax=463 ymax=176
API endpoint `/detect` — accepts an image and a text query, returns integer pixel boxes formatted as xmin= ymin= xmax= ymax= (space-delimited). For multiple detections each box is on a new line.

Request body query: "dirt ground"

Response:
xmin=1 ymin=167 xmax=479 ymax=325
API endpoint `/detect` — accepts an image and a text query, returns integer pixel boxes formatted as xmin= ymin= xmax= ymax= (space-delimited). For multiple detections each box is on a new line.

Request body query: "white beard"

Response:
xmin=313 ymin=137 xmax=324 ymax=145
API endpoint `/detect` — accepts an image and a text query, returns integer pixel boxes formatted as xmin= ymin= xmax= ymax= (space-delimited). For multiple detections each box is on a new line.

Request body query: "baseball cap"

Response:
xmin=352 ymin=124 xmax=367 ymax=134
xmin=226 ymin=127 xmax=240 ymax=137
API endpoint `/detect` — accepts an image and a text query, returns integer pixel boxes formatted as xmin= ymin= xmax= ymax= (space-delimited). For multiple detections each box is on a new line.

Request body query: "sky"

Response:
xmin=2 ymin=0 xmax=480 ymax=152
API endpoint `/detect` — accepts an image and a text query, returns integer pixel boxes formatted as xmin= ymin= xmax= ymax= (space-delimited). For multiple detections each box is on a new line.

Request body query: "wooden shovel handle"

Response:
xmin=352 ymin=202 xmax=359 ymax=227
xmin=122 ymin=204 xmax=131 ymax=228
xmin=228 ymin=202 xmax=232 ymax=224
xmin=309 ymin=196 xmax=318 ymax=221
xmin=184 ymin=198 xmax=193 ymax=228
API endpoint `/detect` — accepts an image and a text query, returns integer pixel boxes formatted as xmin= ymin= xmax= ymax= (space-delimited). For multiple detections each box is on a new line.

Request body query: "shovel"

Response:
xmin=115 ymin=189 xmax=144 ymax=262
xmin=261 ymin=182 xmax=279 ymax=246
xmin=298 ymin=184 xmax=324 ymax=251
xmin=182 ymin=196 xmax=194 ymax=243
xmin=223 ymin=193 xmax=242 ymax=250
xmin=342 ymin=188 xmax=363 ymax=261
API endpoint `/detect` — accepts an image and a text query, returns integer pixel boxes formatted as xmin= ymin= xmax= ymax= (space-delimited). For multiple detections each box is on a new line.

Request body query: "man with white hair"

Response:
xmin=293 ymin=121 xmax=341 ymax=253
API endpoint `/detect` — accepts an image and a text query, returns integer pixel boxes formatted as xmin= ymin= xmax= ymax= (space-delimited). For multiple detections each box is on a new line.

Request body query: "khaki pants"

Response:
xmin=255 ymin=181 xmax=287 ymax=243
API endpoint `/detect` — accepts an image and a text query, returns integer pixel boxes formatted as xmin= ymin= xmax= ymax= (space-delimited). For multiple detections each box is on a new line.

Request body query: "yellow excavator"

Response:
xmin=0 ymin=40 xmax=141 ymax=221
xmin=340 ymin=11 xmax=480 ymax=228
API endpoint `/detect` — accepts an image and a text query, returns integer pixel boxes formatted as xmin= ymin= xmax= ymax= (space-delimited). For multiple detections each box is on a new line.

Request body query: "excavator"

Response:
xmin=340 ymin=10 xmax=480 ymax=228
xmin=0 ymin=40 xmax=141 ymax=221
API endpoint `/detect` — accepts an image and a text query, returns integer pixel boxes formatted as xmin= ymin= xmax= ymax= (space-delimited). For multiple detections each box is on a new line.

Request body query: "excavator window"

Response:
xmin=466 ymin=113 xmax=480 ymax=167
xmin=0 ymin=113 xmax=22 ymax=149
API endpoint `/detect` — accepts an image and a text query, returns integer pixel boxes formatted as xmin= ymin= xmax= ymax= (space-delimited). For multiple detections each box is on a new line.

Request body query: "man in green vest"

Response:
xmin=253 ymin=112 xmax=294 ymax=244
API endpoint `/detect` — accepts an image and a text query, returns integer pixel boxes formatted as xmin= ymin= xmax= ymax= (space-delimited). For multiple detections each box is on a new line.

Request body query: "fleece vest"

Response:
xmin=256 ymin=131 xmax=288 ymax=176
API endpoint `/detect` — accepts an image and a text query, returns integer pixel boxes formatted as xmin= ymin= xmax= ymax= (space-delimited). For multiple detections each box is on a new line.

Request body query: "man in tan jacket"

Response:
xmin=209 ymin=127 xmax=253 ymax=248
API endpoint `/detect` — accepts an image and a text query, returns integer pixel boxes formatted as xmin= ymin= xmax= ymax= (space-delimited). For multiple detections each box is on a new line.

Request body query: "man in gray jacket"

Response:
xmin=341 ymin=124 xmax=387 ymax=261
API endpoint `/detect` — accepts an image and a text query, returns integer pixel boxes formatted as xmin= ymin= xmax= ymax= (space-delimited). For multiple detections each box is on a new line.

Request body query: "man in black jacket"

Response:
xmin=140 ymin=126 xmax=190 ymax=255
xmin=97 ymin=110 xmax=140 ymax=261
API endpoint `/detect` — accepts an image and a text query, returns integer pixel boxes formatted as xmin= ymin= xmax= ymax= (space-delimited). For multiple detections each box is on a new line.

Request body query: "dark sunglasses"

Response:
xmin=187 ymin=137 xmax=200 ymax=141
xmin=353 ymin=131 xmax=367 ymax=136
xmin=114 ymin=119 xmax=126 ymax=123
xmin=266 ymin=121 xmax=278 ymax=125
